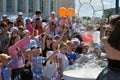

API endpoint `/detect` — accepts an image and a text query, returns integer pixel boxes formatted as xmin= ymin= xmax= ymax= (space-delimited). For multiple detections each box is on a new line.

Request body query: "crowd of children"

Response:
xmin=0 ymin=10 xmax=107 ymax=80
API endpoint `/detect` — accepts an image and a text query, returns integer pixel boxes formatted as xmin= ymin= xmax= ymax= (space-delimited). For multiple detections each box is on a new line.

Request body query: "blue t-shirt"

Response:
xmin=31 ymin=56 xmax=43 ymax=74
xmin=1 ymin=56 xmax=17 ymax=80
xmin=66 ymin=52 xmax=78 ymax=65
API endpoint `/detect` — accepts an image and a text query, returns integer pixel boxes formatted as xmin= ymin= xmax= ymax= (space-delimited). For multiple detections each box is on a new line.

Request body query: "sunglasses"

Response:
xmin=47 ymin=38 xmax=52 ymax=40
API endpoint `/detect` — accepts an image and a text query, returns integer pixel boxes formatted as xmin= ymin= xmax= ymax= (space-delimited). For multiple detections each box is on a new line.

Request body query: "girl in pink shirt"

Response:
xmin=59 ymin=16 xmax=69 ymax=28
xmin=48 ymin=12 xmax=58 ymax=36
xmin=26 ymin=18 xmax=34 ymax=36
xmin=8 ymin=32 xmax=31 ymax=80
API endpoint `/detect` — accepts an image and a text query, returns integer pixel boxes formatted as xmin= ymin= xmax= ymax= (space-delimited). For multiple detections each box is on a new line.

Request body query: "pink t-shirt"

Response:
xmin=49 ymin=17 xmax=58 ymax=31
xmin=59 ymin=19 xmax=69 ymax=28
xmin=26 ymin=24 xmax=34 ymax=35
xmin=8 ymin=38 xmax=30 ymax=69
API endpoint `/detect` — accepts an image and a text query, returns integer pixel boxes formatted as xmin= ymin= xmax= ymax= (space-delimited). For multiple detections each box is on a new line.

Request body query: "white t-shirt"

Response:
xmin=32 ymin=15 xmax=42 ymax=21
xmin=92 ymin=31 xmax=101 ymax=43
xmin=45 ymin=61 xmax=57 ymax=79
xmin=57 ymin=52 xmax=69 ymax=71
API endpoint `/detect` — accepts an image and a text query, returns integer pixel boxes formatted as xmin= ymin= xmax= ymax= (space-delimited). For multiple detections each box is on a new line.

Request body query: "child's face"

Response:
xmin=36 ymin=14 xmax=41 ymax=17
xmin=27 ymin=19 xmax=31 ymax=24
xmin=14 ymin=36 xmax=20 ymax=43
xmin=25 ymin=51 xmax=31 ymax=58
xmin=60 ymin=46 xmax=67 ymax=54
xmin=67 ymin=43 xmax=73 ymax=50
xmin=24 ymin=32 xmax=30 ymax=38
xmin=32 ymin=49 xmax=40 ymax=57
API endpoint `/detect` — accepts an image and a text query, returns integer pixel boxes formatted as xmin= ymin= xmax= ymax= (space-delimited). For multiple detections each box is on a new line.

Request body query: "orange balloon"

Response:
xmin=67 ymin=8 xmax=75 ymax=18
xmin=58 ymin=7 xmax=67 ymax=17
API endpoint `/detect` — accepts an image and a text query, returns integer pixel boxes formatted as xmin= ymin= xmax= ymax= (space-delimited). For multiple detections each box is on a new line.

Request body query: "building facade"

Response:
xmin=104 ymin=8 xmax=120 ymax=18
xmin=0 ymin=0 xmax=75 ymax=19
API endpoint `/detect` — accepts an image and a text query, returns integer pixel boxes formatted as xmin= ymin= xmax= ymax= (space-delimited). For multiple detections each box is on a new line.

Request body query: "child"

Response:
xmin=31 ymin=45 xmax=44 ymax=80
xmin=25 ymin=49 xmax=32 ymax=61
xmin=45 ymin=51 xmax=58 ymax=80
xmin=57 ymin=43 xmax=69 ymax=77
xmin=0 ymin=50 xmax=18 ymax=80
xmin=66 ymin=41 xmax=78 ymax=65
xmin=26 ymin=18 xmax=34 ymax=36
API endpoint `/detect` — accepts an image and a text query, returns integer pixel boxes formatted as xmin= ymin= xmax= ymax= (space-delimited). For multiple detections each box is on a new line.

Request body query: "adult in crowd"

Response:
xmin=42 ymin=27 xmax=67 ymax=58
xmin=97 ymin=15 xmax=120 ymax=80
xmin=15 ymin=12 xmax=24 ymax=27
xmin=0 ymin=15 xmax=10 ymax=24
xmin=35 ymin=18 xmax=43 ymax=35
xmin=48 ymin=11 xmax=58 ymax=37
xmin=0 ymin=22 xmax=11 ymax=54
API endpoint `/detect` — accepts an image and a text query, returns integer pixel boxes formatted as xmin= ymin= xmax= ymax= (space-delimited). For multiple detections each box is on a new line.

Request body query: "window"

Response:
xmin=18 ymin=0 xmax=23 ymax=12
xmin=29 ymin=0 xmax=33 ymax=12
xmin=40 ymin=0 xmax=43 ymax=12
xmin=0 ymin=0 xmax=2 ymax=12
xmin=7 ymin=0 xmax=12 ymax=12
xmin=51 ymin=0 xmax=54 ymax=12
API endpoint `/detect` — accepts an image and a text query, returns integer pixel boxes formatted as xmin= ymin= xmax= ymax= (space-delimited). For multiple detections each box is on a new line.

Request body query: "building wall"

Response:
xmin=0 ymin=0 xmax=75 ymax=19
xmin=104 ymin=8 xmax=119 ymax=18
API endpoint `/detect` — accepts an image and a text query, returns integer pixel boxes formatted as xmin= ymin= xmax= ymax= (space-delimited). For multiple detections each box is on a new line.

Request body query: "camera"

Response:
xmin=51 ymin=22 xmax=55 ymax=25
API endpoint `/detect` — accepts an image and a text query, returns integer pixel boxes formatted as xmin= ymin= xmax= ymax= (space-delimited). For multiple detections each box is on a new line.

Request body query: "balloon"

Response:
xmin=67 ymin=8 xmax=75 ymax=18
xmin=82 ymin=32 xmax=93 ymax=45
xmin=58 ymin=7 xmax=67 ymax=17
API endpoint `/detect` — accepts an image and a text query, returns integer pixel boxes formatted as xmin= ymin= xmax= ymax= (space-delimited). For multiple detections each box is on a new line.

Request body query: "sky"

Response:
xmin=75 ymin=0 xmax=116 ymax=17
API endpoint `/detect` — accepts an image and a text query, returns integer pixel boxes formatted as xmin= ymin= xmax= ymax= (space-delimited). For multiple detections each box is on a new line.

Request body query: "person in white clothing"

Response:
xmin=45 ymin=51 xmax=58 ymax=80
xmin=32 ymin=10 xmax=42 ymax=21
xmin=57 ymin=43 xmax=69 ymax=76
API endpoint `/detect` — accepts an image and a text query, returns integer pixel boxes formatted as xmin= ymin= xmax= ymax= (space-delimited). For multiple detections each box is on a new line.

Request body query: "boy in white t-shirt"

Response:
xmin=57 ymin=43 xmax=69 ymax=76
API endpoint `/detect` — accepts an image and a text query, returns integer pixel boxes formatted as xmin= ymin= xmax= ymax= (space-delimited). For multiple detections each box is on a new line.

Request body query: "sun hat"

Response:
xmin=18 ymin=12 xmax=23 ymax=16
xmin=2 ymin=14 xmax=7 ymax=18
xmin=71 ymin=38 xmax=80 ymax=45
xmin=51 ymin=11 xmax=56 ymax=15
xmin=0 ymin=53 xmax=11 ymax=61
xmin=10 ymin=27 xmax=18 ymax=33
